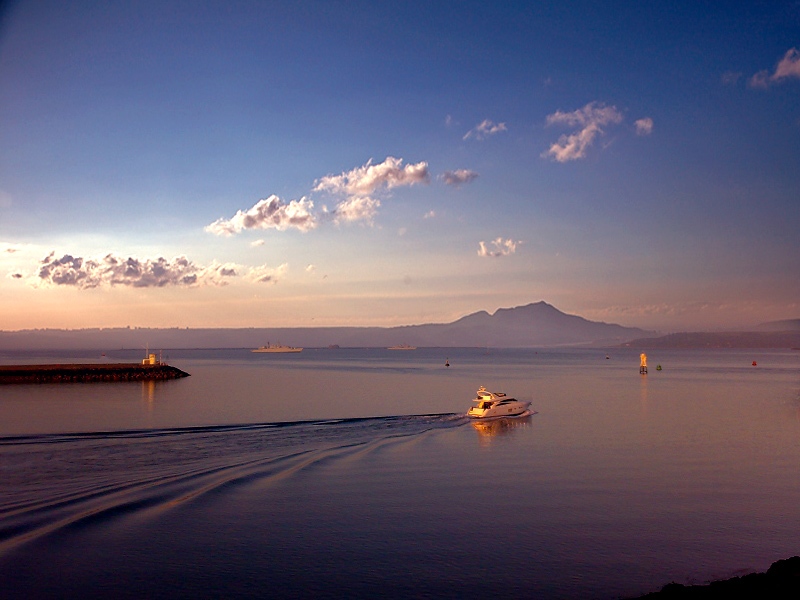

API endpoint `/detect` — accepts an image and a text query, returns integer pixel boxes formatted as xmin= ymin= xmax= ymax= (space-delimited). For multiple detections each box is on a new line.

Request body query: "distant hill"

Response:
xmin=0 ymin=301 xmax=654 ymax=350
xmin=754 ymin=319 xmax=800 ymax=332
xmin=624 ymin=331 xmax=800 ymax=349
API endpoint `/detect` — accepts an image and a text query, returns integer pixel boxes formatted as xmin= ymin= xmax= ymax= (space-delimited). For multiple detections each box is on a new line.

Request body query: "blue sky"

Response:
xmin=1 ymin=0 xmax=798 ymax=331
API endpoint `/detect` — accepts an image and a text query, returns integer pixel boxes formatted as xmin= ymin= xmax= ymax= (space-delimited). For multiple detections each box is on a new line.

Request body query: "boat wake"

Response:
xmin=0 ymin=414 xmax=466 ymax=555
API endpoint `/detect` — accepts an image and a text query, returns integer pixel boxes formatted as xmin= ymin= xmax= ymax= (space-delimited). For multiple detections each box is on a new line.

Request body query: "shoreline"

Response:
xmin=629 ymin=556 xmax=800 ymax=598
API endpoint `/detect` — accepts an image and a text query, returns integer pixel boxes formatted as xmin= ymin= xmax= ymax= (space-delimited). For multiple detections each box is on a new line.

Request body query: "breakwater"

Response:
xmin=0 ymin=363 xmax=190 ymax=384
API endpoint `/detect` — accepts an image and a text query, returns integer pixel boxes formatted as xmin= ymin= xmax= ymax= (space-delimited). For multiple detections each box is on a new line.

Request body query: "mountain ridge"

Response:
xmin=0 ymin=301 xmax=653 ymax=350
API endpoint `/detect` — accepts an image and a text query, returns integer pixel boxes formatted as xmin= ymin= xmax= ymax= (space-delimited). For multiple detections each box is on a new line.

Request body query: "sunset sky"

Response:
xmin=1 ymin=1 xmax=799 ymax=332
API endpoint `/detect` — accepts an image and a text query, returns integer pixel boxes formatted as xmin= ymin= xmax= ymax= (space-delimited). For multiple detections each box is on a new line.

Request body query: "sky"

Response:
xmin=1 ymin=0 xmax=799 ymax=333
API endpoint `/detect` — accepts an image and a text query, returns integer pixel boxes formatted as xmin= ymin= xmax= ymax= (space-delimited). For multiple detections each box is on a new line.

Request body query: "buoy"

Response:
xmin=752 ymin=361 xmax=757 ymax=366
xmin=640 ymin=353 xmax=648 ymax=375
xmin=656 ymin=364 xmax=662 ymax=371
xmin=445 ymin=358 xmax=449 ymax=367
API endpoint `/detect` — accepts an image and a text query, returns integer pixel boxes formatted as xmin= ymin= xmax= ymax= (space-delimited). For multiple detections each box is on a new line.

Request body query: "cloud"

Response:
xmin=463 ymin=119 xmax=507 ymax=141
xmin=330 ymin=195 xmax=381 ymax=225
xmin=247 ymin=262 xmax=288 ymax=284
xmin=441 ymin=169 xmax=479 ymax=186
xmin=314 ymin=156 xmax=429 ymax=198
xmin=206 ymin=157 xmax=429 ymax=234
xmin=250 ymin=239 xmax=265 ymax=247
xmin=749 ymin=48 xmax=800 ymax=88
xmin=205 ymin=195 xmax=317 ymax=236
xmin=634 ymin=117 xmax=654 ymax=136
xmin=477 ymin=238 xmax=519 ymax=258
xmin=314 ymin=157 xmax=429 ymax=225
xmin=542 ymin=102 xmax=623 ymax=162
xmin=33 ymin=252 xmax=239 ymax=289
xmin=305 ymin=264 xmax=315 ymax=273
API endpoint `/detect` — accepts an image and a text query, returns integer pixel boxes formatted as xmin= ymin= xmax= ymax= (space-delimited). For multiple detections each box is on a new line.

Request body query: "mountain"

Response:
xmin=0 ymin=301 xmax=654 ymax=350
xmin=753 ymin=319 xmax=800 ymax=332
xmin=392 ymin=301 xmax=651 ymax=347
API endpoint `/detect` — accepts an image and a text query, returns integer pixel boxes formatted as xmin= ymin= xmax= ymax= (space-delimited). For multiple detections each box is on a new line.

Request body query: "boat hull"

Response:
xmin=467 ymin=401 xmax=531 ymax=419
xmin=251 ymin=348 xmax=303 ymax=353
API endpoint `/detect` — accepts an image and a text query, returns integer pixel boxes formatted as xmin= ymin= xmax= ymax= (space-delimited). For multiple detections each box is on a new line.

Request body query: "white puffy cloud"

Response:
xmin=247 ymin=262 xmax=288 ymax=284
xmin=205 ymin=195 xmax=317 ymax=236
xmin=314 ymin=156 xmax=429 ymax=198
xmin=634 ymin=117 xmax=654 ymax=136
xmin=750 ymin=48 xmax=800 ymax=88
xmin=477 ymin=238 xmax=519 ymax=258
xmin=314 ymin=157 xmax=429 ymax=225
xmin=206 ymin=157 xmax=429 ymax=234
xmin=543 ymin=102 xmax=623 ymax=162
xmin=33 ymin=252 xmax=238 ymax=289
xmin=330 ymin=196 xmax=381 ymax=224
xmin=463 ymin=119 xmax=507 ymax=141
xmin=441 ymin=169 xmax=479 ymax=186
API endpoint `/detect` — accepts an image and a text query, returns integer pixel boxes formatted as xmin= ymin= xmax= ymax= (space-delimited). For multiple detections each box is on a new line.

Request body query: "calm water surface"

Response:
xmin=1 ymin=347 xmax=799 ymax=598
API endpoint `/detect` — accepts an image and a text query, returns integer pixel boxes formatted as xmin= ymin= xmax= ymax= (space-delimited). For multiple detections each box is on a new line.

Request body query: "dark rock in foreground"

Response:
xmin=0 ymin=363 xmax=190 ymax=384
xmin=629 ymin=556 xmax=800 ymax=599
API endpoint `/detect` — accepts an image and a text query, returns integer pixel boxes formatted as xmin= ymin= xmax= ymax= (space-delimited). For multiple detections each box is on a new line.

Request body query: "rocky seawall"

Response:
xmin=0 ymin=363 xmax=190 ymax=384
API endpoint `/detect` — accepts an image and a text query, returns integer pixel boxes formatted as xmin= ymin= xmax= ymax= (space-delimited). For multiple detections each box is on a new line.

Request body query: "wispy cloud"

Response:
xmin=634 ymin=117 xmax=654 ymax=136
xmin=32 ymin=252 xmax=238 ymax=289
xmin=441 ymin=169 xmax=479 ymax=186
xmin=247 ymin=262 xmax=288 ymax=284
xmin=749 ymin=48 xmax=800 ymax=88
xmin=477 ymin=238 xmax=519 ymax=258
xmin=463 ymin=119 xmax=507 ymax=141
xmin=205 ymin=195 xmax=317 ymax=236
xmin=314 ymin=156 xmax=429 ymax=224
xmin=543 ymin=102 xmax=623 ymax=162
xmin=721 ymin=71 xmax=742 ymax=85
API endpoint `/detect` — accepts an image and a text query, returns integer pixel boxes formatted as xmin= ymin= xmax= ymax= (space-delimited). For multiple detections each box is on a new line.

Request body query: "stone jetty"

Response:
xmin=0 ymin=363 xmax=190 ymax=384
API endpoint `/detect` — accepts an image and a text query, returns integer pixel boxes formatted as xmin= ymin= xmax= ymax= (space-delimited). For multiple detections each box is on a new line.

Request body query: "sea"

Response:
xmin=1 ymin=346 xmax=799 ymax=599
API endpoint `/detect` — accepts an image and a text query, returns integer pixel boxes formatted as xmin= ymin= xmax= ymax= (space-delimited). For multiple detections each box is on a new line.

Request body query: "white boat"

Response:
xmin=387 ymin=344 xmax=416 ymax=350
xmin=251 ymin=343 xmax=303 ymax=353
xmin=467 ymin=386 xmax=531 ymax=419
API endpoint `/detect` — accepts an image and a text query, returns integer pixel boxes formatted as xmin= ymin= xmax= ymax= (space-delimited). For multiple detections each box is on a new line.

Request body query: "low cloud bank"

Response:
xmin=35 ymin=253 xmax=237 ymax=289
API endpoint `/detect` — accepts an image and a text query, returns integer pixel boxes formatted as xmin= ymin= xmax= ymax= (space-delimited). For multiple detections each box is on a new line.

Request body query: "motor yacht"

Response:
xmin=467 ymin=386 xmax=531 ymax=419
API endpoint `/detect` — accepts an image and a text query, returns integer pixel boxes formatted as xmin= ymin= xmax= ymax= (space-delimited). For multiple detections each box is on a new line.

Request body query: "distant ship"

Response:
xmin=252 ymin=343 xmax=303 ymax=353
xmin=387 ymin=344 xmax=416 ymax=350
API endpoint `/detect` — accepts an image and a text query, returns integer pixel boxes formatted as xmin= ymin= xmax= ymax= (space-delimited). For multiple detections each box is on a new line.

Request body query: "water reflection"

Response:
xmin=471 ymin=414 xmax=532 ymax=446
xmin=142 ymin=380 xmax=156 ymax=404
